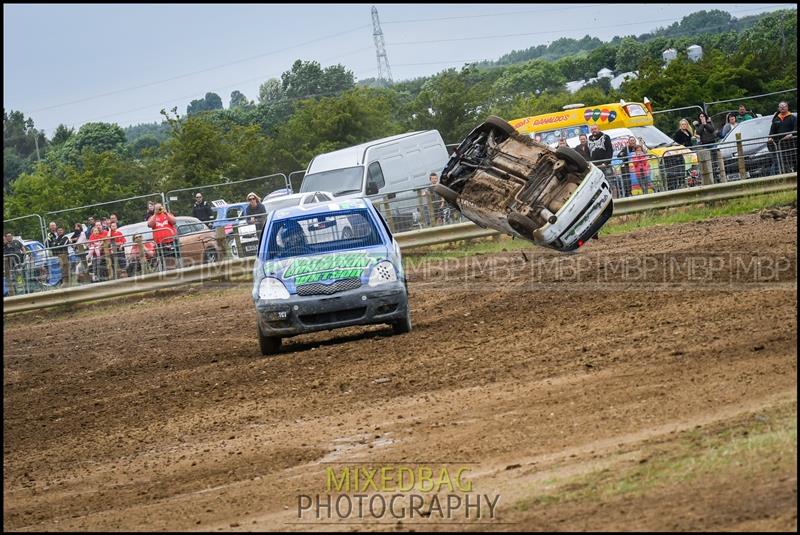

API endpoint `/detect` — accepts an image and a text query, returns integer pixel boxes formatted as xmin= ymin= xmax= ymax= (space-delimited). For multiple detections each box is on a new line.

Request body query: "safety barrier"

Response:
xmin=3 ymin=173 xmax=795 ymax=314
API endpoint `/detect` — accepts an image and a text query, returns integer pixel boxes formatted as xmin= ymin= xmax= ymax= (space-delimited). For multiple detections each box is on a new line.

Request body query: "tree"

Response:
xmin=229 ymin=90 xmax=251 ymax=110
xmin=186 ymin=92 xmax=224 ymax=115
xmin=280 ymin=59 xmax=354 ymax=99
xmin=50 ymin=124 xmax=75 ymax=146
xmin=615 ymin=37 xmax=646 ymax=73
xmin=258 ymin=78 xmax=284 ymax=104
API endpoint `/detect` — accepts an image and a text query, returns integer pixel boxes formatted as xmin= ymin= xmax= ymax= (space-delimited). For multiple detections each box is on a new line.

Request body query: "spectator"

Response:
xmin=673 ymin=119 xmax=695 ymax=147
xmin=720 ymin=114 xmax=737 ymax=139
xmin=127 ymin=234 xmax=156 ymax=277
xmin=533 ymin=134 xmax=543 ymax=144
xmin=109 ymin=213 xmax=120 ymax=228
xmin=69 ymin=223 xmax=83 ymax=244
xmin=587 ymin=125 xmax=616 ymax=197
xmin=735 ymin=104 xmax=754 ymax=123
xmin=694 ymin=112 xmax=717 ymax=146
xmin=46 ymin=221 xmax=58 ymax=246
xmin=101 ymin=217 xmax=110 ymax=231
xmin=144 ymin=201 xmax=156 ymax=222
xmin=616 ymin=136 xmax=639 ymax=197
xmin=51 ymin=227 xmax=70 ymax=256
xmin=192 ymin=192 xmax=214 ymax=225
xmin=87 ymin=222 xmax=109 ymax=281
xmin=557 ymin=138 xmax=567 ymax=148
xmin=631 ymin=145 xmax=654 ymax=195
xmin=768 ymin=101 xmax=797 ymax=174
xmin=84 ymin=217 xmax=96 ymax=239
xmin=3 ymin=232 xmax=26 ymax=267
xmin=108 ymin=221 xmax=127 ymax=274
xmin=244 ymin=192 xmax=267 ymax=232
xmin=574 ymin=134 xmax=591 ymax=160
xmin=147 ymin=202 xmax=178 ymax=267
xmin=422 ymin=171 xmax=446 ymax=226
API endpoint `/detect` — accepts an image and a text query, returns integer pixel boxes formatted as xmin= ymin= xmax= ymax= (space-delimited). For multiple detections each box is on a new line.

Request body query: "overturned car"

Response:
xmin=434 ymin=117 xmax=614 ymax=252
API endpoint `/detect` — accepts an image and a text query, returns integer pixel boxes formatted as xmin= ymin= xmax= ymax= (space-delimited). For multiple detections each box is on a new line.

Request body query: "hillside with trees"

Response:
xmin=3 ymin=8 xmax=797 ymax=224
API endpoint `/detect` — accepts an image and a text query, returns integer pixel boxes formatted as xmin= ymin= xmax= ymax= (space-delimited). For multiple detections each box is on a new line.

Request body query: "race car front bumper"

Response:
xmin=254 ymin=281 xmax=408 ymax=338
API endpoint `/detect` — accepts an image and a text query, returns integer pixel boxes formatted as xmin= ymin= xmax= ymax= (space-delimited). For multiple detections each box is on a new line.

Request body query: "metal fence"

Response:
xmin=3 ymin=213 xmax=46 ymax=245
xmin=288 ymin=170 xmax=306 ymax=193
xmin=165 ymin=173 xmax=289 ymax=217
xmin=44 ymin=192 xmax=166 ymax=237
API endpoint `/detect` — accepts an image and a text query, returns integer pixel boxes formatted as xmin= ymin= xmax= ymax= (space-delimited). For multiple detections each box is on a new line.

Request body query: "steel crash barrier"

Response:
xmin=3 ymin=173 xmax=795 ymax=314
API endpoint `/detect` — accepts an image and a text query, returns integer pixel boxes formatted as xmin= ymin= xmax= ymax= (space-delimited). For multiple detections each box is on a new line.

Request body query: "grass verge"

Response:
xmin=513 ymin=401 xmax=797 ymax=512
xmin=407 ymin=190 xmax=797 ymax=261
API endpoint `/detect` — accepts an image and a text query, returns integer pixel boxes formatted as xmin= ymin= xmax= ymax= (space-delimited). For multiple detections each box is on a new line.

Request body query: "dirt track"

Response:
xmin=3 ymin=212 xmax=797 ymax=531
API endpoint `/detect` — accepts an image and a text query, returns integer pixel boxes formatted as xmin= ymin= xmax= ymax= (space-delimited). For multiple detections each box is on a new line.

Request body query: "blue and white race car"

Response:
xmin=252 ymin=198 xmax=410 ymax=355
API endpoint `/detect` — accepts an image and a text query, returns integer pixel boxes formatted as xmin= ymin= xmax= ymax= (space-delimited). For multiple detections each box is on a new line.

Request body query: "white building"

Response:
xmin=610 ymin=71 xmax=638 ymax=90
xmin=687 ymin=44 xmax=703 ymax=62
xmin=662 ymin=48 xmax=678 ymax=64
xmin=597 ymin=67 xmax=614 ymax=79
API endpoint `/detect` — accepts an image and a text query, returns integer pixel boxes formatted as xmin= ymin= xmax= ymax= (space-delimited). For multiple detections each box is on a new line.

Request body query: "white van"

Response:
xmin=299 ymin=131 xmax=449 ymax=230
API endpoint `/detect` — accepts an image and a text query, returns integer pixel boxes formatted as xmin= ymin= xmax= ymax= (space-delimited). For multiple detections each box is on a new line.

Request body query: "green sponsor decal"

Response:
xmin=281 ymin=252 xmax=374 ymax=280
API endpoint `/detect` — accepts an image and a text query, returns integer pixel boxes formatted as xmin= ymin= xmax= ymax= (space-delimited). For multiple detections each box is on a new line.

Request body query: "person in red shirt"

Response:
xmin=108 ymin=221 xmax=127 ymax=274
xmin=87 ymin=221 xmax=110 ymax=281
xmin=127 ymin=234 xmax=156 ymax=277
xmin=147 ymin=202 xmax=178 ymax=269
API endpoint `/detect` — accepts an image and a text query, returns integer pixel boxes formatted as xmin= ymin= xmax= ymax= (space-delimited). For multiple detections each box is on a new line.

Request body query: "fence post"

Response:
xmin=232 ymin=226 xmax=243 ymax=260
xmin=715 ymin=150 xmax=727 ymax=183
xmin=215 ymin=227 xmax=229 ymax=260
xmin=103 ymin=240 xmax=115 ymax=280
xmin=4 ymin=257 xmax=14 ymax=297
xmin=382 ymin=200 xmax=395 ymax=233
xmin=698 ymin=149 xmax=714 ymax=186
xmin=735 ymin=133 xmax=747 ymax=179
xmin=58 ymin=251 xmax=70 ymax=287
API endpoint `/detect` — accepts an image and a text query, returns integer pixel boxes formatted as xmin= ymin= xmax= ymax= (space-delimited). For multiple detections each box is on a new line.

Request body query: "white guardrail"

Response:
xmin=3 ymin=173 xmax=796 ymax=314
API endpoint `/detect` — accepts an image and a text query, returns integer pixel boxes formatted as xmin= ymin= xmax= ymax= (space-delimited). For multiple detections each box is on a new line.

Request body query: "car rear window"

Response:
xmin=262 ymin=209 xmax=382 ymax=260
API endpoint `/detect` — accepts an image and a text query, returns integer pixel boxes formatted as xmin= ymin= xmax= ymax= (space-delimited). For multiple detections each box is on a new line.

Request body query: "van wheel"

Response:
xmin=392 ymin=308 xmax=412 ymax=335
xmin=258 ymin=328 xmax=281 ymax=356
xmin=555 ymin=146 xmax=590 ymax=172
xmin=432 ymin=183 xmax=459 ymax=206
xmin=508 ymin=212 xmax=539 ymax=238
xmin=484 ymin=116 xmax=516 ymax=136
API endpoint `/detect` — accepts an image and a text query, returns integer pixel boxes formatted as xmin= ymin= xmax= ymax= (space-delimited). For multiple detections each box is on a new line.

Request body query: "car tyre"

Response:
xmin=203 ymin=248 xmax=218 ymax=264
xmin=508 ymin=212 xmax=540 ymax=238
xmin=432 ymin=183 xmax=459 ymax=206
xmin=555 ymin=146 xmax=590 ymax=172
xmin=484 ymin=115 xmax=516 ymax=136
xmin=392 ymin=308 xmax=412 ymax=335
xmin=258 ymin=328 xmax=282 ymax=356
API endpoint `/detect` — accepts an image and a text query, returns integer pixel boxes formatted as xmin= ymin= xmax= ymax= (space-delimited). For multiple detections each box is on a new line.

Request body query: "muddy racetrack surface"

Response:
xmin=4 ymin=212 xmax=797 ymax=531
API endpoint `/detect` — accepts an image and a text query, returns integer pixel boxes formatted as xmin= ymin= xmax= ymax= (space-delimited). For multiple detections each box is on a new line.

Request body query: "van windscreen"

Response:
xmin=300 ymin=166 xmax=364 ymax=196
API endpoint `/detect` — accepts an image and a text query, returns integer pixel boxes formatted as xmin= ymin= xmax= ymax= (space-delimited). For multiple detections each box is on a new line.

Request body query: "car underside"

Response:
xmin=435 ymin=117 xmax=614 ymax=252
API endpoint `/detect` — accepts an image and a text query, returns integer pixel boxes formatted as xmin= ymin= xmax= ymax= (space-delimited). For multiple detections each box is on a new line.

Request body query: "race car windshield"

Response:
xmin=262 ymin=209 xmax=382 ymax=260
xmin=299 ymin=166 xmax=364 ymax=196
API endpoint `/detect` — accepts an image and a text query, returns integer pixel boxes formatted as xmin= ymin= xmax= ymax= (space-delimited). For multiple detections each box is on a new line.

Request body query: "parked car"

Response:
xmin=117 ymin=216 xmax=220 ymax=268
xmin=3 ymin=239 xmax=63 ymax=296
xmin=435 ymin=116 xmax=614 ymax=252
xmin=718 ymin=114 xmax=796 ymax=180
xmin=252 ymin=197 xmax=410 ymax=355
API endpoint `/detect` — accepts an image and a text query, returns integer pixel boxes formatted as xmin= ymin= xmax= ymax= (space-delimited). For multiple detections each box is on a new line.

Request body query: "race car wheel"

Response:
xmin=555 ymin=146 xmax=590 ymax=172
xmin=508 ymin=212 xmax=540 ymax=238
xmin=392 ymin=308 xmax=412 ymax=335
xmin=484 ymin=115 xmax=516 ymax=136
xmin=258 ymin=328 xmax=282 ymax=356
xmin=432 ymin=183 xmax=459 ymax=206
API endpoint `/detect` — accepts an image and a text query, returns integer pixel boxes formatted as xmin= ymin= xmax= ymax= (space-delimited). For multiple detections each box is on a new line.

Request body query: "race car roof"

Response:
xmin=270 ymin=197 xmax=371 ymax=220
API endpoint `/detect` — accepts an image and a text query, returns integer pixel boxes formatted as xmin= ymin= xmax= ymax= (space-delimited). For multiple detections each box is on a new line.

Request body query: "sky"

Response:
xmin=3 ymin=3 xmax=794 ymax=135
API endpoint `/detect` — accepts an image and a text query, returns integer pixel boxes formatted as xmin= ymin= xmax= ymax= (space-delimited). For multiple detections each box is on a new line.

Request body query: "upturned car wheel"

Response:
xmin=258 ymin=328 xmax=282 ymax=356
xmin=508 ymin=212 xmax=542 ymax=238
xmin=484 ymin=116 xmax=516 ymax=136
xmin=555 ymin=146 xmax=590 ymax=172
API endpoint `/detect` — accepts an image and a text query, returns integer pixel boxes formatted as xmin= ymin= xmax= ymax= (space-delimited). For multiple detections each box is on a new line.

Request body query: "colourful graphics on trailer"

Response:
xmin=273 ymin=252 xmax=375 ymax=286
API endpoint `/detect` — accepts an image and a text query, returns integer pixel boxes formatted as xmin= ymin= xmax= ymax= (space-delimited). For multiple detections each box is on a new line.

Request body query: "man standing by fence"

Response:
xmin=768 ymin=101 xmax=797 ymax=174
xmin=192 ymin=192 xmax=214 ymax=226
xmin=147 ymin=203 xmax=178 ymax=269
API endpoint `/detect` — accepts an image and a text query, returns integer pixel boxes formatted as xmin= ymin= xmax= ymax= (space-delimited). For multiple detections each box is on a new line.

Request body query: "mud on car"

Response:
xmin=435 ymin=116 xmax=614 ymax=252
xmin=252 ymin=198 xmax=411 ymax=355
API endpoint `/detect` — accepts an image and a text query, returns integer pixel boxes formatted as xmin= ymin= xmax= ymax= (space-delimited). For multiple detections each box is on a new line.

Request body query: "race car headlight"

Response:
xmin=368 ymin=261 xmax=398 ymax=287
xmin=258 ymin=277 xmax=290 ymax=300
